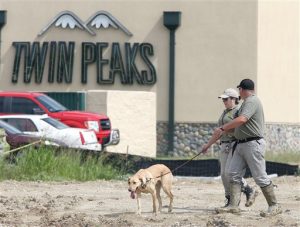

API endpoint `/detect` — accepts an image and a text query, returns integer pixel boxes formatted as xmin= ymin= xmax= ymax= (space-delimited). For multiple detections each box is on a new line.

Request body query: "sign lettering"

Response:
xmin=12 ymin=41 xmax=157 ymax=85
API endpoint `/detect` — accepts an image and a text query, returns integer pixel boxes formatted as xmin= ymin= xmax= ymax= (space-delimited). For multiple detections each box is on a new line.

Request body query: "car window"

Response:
xmin=0 ymin=97 xmax=4 ymax=112
xmin=36 ymin=95 xmax=68 ymax=113
xmin=0 ymin=120 xmax=22 ymax=134
xmin=42 ymin=117 xmax=69 ymax=129
xmin=11 ymin=97 xmax=44 ymax=114
xmin=4 ymin=118 xmax=38 ymax=132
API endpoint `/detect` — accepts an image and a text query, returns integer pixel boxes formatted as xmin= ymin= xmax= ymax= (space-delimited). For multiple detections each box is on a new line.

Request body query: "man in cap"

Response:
xmin=201 ymin=88 xmax=258 ymax=209
xmin=212 ymin=79 xmax=281 ymax=217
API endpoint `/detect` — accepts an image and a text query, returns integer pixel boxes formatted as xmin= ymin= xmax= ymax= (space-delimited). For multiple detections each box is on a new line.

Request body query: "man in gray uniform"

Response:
xmin=213 ymin=79 xmax=281 ymax=217
xmin=201 ymin=88 xmax=258 ymax=208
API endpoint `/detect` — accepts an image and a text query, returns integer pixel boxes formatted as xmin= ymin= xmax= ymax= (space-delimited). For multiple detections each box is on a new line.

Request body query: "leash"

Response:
xmin=149 ymin=151 xmax=205 ymax=180
xmin=2 ymin=140 xmax=43 ymax=156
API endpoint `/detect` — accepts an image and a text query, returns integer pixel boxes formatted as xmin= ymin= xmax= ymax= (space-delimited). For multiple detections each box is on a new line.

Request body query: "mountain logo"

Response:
xmin=38 ymin=10 xmax=132 ymax=36
xmin=86 ymin=11 xmax=132 ymax=36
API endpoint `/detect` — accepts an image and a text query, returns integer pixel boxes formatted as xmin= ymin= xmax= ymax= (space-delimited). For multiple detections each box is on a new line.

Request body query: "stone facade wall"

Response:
xmin=157 ymin=122 xmax=300 ymax=157
xmin=264 ymin=123 xmax=300 ymax=153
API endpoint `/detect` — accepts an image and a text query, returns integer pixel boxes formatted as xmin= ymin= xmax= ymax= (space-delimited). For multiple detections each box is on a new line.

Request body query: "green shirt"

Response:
xmin=218 ymin=105 xmax=239 ymax=142
xmin=234 ymin=95 xmax=265 ymax=140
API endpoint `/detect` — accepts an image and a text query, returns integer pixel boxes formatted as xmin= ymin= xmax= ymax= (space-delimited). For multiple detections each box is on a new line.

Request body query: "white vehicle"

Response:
xmin=0 ymin=115 xmax=102 ymax=151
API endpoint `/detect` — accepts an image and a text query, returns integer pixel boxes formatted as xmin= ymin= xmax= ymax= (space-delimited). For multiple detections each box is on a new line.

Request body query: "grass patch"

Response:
xmin=159 ymin=150 xmax=300 ymax=164
xmin=265 ymin=151 xmax=300 ymax=165
xmin=0 ymin=147 xmax=298 ymax=181
xmin=0 ymin=146 xmax=124 ymax=181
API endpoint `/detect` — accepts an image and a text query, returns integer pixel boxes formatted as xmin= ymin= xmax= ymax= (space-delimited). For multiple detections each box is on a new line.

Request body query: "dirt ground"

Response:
xmin=0 ymin=176 xmax=299 ymax=227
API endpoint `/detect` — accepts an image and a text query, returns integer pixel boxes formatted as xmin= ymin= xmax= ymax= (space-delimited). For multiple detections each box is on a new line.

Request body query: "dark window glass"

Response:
xmin=0 ymin=97 xmax=4 ymax=112
xmin=36 ymin=95 xmax=68 ymax=113
xmin=5 ymin=118 xmax=38 ymax=132
xmin=42 ymin=117 xmax=68 ymax=129
xmin=11 ymin=97 xmax=44 ymax=114
xmin=0 ymin=120 xmax=22 ymax=134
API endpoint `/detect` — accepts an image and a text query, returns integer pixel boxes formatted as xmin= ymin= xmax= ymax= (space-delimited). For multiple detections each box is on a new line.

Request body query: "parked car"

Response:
xmin=0 ymin=120 xmax=63 ymax=150
xmin=0 ymin=115 xmax=103 ymax=151
xmin=0 ymin=92 xmax=120 ymax=147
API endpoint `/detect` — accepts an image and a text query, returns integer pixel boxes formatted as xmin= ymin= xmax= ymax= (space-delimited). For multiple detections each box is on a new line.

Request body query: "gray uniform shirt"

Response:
xmin=218 ymin=105 xmax=239 ymax=142
xmin=234 ymin=94 xmax=265 ymax=140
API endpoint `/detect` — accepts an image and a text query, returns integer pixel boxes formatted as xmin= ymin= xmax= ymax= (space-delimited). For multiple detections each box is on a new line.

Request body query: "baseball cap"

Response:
xmin=218 ymin=88 xmax=239 ymax=99
xmin=237 ymin=79 xmax=255 ymax=90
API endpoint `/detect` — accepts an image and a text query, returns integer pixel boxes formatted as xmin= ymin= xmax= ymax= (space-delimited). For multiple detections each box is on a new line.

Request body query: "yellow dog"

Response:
xmin=128 ymin=164 xmax=174 ymax=215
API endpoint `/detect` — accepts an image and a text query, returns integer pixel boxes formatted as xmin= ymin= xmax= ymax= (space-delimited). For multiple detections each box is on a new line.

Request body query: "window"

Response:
xmin=0 ymin=97 xmax=4 ymax=112
xmin=4 ymin=118 xmax=38 ymax=132
xmin=36 ymin=95 xmax=67 ymax=112
xmin=0 ymin=120 xmax=22 ymax=134
xmin=11 ymin=97 xmax=44 ymax=114
xmin=42 ymin=117 xmax=69 ymax=130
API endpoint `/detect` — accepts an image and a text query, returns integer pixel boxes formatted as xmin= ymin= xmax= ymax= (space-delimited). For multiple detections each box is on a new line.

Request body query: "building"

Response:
xmin=0 ymin=0 xmax=299 ymax=157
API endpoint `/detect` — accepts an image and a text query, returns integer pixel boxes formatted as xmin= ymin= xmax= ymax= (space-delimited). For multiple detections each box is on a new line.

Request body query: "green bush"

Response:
xmin=0 ymin=146 xmax=124 ymax=181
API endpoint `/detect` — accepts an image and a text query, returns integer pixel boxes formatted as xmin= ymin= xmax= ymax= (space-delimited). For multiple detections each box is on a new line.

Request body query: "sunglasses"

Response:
xmin=222 ymin=98 xmax=229 ymax=101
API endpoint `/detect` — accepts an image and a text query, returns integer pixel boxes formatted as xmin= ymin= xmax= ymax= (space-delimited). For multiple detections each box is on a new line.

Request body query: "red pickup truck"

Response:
xmin=0 ymin=92 xmax=119 ymax=147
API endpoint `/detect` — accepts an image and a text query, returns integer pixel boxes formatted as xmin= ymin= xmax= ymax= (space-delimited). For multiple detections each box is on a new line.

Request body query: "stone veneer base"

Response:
xmin=157 ymin=122 xmax=300 ymax=157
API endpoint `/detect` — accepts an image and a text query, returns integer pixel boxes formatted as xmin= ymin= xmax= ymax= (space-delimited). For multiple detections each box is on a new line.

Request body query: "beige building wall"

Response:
xmin=86 ymin=91 xmax=156 ymax=157
xmin=0 ymin=0 xmax=257 ymax=122
xmin=174 ymin=1 xmax=257 ymax=123
xmin=0 ymin=0 xmax=299 ymax=124
xmin=257 ymin=0 xmax=300 ymax=123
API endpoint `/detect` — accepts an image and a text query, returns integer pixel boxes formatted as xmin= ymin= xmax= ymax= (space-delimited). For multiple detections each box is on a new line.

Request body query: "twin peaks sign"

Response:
xmin=11 ymin=11 xmax=157 ymax=85
xmin=12 ymin=41 xmax=156 ymax=85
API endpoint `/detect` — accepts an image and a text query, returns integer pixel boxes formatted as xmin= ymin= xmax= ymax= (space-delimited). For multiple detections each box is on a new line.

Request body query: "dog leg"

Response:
xmin=167 ymin=191 xmax=174 ymax=212
xmin=163 ymin=186 xmax=173 ymax=212
xmin=151 ymin=191 xmax=158 ymax=215
xmin=156 ymin=182 xmax=162 ymax=212
xmin=136 ymin=192 xmax=142 ymax=215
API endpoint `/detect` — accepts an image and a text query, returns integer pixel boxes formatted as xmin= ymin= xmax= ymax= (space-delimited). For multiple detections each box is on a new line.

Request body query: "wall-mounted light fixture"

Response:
xmin=164 ymin=11 xmax=181 ymax=31
xmin=163 ymin=11 xmax=181 ymax=153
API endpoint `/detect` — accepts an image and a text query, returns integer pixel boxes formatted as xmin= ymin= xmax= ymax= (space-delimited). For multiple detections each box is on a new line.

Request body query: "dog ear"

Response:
xmin=139 ymin=177 xmax=147 ymax=188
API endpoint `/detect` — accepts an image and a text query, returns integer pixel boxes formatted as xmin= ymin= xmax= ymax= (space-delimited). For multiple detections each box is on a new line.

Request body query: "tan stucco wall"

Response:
xmin=86 ymin=90 xmax=156 ymax=157
xmin=175 ymin=1 xmax=258 ymax=123
xmin=257 ymin=0 xmax=300 ymax=123
xmin=0 ymin=0 xmax=299 ymax=124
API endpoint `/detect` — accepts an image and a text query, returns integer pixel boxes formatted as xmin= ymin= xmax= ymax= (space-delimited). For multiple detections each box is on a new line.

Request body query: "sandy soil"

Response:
xmin=0 ymin=176 xmax=299 ymax=226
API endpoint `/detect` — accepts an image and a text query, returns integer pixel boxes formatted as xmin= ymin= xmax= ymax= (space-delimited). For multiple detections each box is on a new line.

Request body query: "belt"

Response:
xmin=237 ymin=137 xmax=263 ymax=144
xmin=220 ymin=140 xmax=236 ymax=144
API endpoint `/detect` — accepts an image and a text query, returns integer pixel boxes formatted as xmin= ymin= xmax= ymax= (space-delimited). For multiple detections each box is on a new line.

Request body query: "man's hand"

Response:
xmin=200 ymin=127 xmax=224 ymax=154
xmin=213 ymin=127 xmax=224 ymax=139
xmin=201 ymin=144 xmax=210 ymax=154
